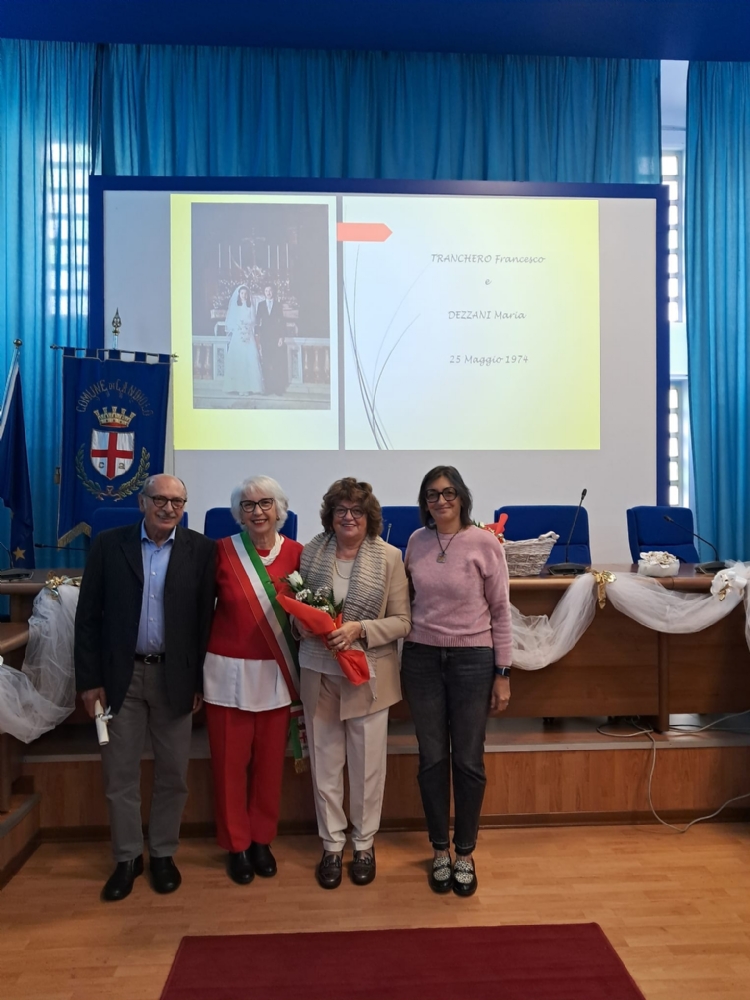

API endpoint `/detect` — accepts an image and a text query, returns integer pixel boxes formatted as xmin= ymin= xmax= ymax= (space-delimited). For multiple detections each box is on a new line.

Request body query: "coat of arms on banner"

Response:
xmin=89 ymin=408 xmax=135 ymax=479
xmin=58 ymin=353 xmax=170 ymax=546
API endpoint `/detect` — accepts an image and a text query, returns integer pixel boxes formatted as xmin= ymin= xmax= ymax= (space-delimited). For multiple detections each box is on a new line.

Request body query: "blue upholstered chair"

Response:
xmin=626 ymin=506 xmax=699 ymax=563
xmin=493 ymin=505 xmax=591 ymax=566
xmin=91 ymin=506 xmax=189 ymax=539
xmin=381 ymin=506 xmax=422 ymax=558
xmin=203 ymin=507 xmax=298 ymax=541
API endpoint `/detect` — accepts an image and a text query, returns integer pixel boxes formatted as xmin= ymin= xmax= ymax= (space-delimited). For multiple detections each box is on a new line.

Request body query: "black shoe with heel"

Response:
xmin=250 ymin=842 xmax=277 ymax=878
xmin=228 ymin=850 xmax=255 ymax=885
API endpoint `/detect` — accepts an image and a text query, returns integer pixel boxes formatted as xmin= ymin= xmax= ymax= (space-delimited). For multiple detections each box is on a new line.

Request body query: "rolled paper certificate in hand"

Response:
xmin=94 ymin=699 xmax=112 ymax=745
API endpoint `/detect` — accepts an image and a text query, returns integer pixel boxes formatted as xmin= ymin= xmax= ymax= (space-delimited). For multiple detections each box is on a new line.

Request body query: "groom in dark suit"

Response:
xmin=75 ymin=474 xmax=215 ymax=901
xmin=256 ymin=284 xmax=289 ymax=395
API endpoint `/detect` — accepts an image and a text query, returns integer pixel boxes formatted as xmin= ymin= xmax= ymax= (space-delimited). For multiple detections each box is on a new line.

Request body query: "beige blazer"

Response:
xmin=299 ymin=542 xmax=411 ymax=721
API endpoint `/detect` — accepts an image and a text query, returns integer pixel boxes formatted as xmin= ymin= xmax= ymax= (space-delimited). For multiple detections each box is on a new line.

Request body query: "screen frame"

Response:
xmin=88 ymin=175 xmax=670 ymax=503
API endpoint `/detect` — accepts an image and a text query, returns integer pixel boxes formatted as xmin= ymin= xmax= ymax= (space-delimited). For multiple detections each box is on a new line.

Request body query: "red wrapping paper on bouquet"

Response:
xmin=275 ymin=592 xmax=370 ymax=686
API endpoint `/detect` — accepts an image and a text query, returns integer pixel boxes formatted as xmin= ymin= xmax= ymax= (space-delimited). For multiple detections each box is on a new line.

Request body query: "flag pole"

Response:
xmin=1 ymin=340 xmax=22 ymax=417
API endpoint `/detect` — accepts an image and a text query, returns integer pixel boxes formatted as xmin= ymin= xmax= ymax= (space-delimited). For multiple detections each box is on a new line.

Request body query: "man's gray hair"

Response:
xmin=230 ymin=475 xmax=289 ymax=527
xmin=141 ymin=474 xmax=187 ymax=498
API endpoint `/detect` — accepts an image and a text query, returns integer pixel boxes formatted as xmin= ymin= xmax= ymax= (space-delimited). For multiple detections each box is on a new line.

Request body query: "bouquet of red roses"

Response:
xmin=276 ymin=571 xmax=370 ymax=686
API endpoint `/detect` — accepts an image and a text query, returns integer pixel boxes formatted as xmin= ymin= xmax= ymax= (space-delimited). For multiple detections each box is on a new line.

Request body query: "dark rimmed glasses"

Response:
xmin=334 ymin=505 xmax=365 ymax=520
xmin=424 ymin=487 xmax=458 ymax=504
xmin=144 ymin=494 xmax=187 ymax=510
xmin=239 ymin=497 xmax=275 ymax=513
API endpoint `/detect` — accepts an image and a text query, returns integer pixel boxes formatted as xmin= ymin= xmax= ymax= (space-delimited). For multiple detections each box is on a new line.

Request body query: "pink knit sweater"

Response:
xmin=404 ymin=525 xmax=513 ymax=667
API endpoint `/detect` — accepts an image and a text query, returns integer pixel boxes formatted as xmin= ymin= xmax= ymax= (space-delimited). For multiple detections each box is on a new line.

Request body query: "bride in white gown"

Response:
xmin=223 ymin=284 xmax=264 ymax=395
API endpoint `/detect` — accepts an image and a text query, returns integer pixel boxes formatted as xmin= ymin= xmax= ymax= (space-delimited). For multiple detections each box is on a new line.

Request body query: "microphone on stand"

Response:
xmin=547 ymin=489 xmax=590 ymax=577
xmin=35 ymin=542 xmax=87 ymax=552
xmin=384 ymin=523 xmax=392 ymax=544
xmin=662 ymin=515 xmax=726 ymax=574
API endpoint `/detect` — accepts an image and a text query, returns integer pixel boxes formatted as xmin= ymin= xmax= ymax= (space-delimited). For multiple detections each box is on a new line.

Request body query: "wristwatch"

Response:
xmin=494 ymin=666 xmax=511 ymax=678
xmin=359 ymin=621 xmax=368 ymax=644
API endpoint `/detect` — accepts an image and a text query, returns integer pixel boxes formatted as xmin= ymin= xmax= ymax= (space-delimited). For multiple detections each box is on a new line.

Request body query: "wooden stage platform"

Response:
xmin=2 ymin=565 xmax=750 ymax=881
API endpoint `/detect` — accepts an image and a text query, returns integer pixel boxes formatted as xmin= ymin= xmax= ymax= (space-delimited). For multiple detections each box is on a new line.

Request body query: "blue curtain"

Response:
xmin=0 ymin=39 xmax=97 ymax=568
xmin=98 ymin=46 xmax=660 ymax=183
xmin=686 ymin=62 xmax=750 ymax=560
xmin=0 ymin=40 xmax=660 ymax=570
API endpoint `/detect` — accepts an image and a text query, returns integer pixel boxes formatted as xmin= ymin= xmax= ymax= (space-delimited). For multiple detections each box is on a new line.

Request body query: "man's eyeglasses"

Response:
xmin=239 ymin=498 xmax=275 ymax=513
xmin=144 ymin=494 xmax=187 ymax=510
xmin=424 ymin=487 xmax=458 ymax=504
xmin=334 ymin=506 xmax=365 ymax=520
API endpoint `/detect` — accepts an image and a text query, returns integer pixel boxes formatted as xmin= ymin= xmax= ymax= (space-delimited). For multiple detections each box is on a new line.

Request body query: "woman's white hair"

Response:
xmin=230 ymin=475 xmax=289 ymax=527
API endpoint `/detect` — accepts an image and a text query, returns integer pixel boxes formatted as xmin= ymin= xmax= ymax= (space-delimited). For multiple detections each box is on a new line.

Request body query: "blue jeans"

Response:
xmin=400 ymin=642 xmax=494 ymax=855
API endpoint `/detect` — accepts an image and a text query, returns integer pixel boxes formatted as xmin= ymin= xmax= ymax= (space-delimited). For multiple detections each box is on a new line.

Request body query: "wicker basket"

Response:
xmin=503 ymin=531 xmax=559 ymax=577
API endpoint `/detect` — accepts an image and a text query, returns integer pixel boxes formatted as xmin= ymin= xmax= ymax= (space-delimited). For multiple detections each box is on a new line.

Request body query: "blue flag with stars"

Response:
xmin=0 ymin=356 xmax=35 ymax=568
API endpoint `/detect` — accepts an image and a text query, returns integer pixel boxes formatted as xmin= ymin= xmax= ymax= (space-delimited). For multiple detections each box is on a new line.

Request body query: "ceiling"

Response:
xmin=2 ymin=0 xmax=750 ymax=61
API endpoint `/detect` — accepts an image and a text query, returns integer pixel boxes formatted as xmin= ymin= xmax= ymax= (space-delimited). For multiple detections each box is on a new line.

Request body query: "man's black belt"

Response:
xmin=134 ymin=652 xmax=165 ymax=664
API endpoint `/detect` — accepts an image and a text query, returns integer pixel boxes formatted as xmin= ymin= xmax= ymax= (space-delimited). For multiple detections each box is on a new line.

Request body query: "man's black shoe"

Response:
xmin=249 ymin=842 xmax=277 ymax=878
xmin=102 ymin=856 xmax=143 ymax=902
xmin=228 ymin=850 xmax=255 ymax=885
xmin=149 ymin=856 xmax=182 ymax=894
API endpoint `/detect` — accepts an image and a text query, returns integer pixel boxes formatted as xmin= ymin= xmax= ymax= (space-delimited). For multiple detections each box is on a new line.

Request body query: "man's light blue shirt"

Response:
xmin=136 ymin=521 xmax=176 ymax=655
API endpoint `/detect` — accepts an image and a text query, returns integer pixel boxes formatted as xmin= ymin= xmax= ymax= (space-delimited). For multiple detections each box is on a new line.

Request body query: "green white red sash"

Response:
xmin=222 ymin=533 xmax=302 ymax=712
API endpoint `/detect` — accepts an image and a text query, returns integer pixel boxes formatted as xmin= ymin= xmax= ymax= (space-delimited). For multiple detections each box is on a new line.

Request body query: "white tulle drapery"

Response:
xmin=0 ymin=584 xmax=79 ymax=742
xmin=510 ymin=563 xmax=750 ymax=670
xmin=1 ymin=567 xmax=749 ymax=741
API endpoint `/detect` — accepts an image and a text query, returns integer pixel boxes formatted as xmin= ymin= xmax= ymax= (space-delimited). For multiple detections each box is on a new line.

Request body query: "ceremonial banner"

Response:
xmin=0 ymin=353 xmax=35 ymax=567
xmin=58 ymin=352 xmax=170 ymax=544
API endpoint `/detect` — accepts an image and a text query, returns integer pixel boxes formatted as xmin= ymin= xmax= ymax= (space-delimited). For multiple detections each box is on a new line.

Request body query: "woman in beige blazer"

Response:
xmin=295 ymin=478 xmax=411 ymax=889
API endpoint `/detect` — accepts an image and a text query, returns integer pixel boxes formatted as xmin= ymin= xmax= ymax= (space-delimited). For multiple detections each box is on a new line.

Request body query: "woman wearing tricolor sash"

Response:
xmin=295 ymin=478 xmax=411 ymax=889
xmin=203 ymin=476 xmax=303 ymax=885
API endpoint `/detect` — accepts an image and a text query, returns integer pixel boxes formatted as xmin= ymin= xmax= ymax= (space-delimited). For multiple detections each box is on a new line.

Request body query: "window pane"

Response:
xmin=669 ymin=485 xmax=680 ymax=505
xmin=668 ymin=301 xmax=679 ymax=322
xmin=668 ymin=230 xmax=678 ymax=250
xmin=669 ymin=413 xmax=679 ymax=433
xmin=669 ymin=205 xmax=679 ymax=226
xmin=669 ymin=437 xmax=679 ymax=457
xmin=668 ymin=181 xmax=678 ymax=201
xmin=668 ymin=253 xmax=678 ymax=274
xmin=669 ymin=388 xmax=679 ymax=409
xmin=669 ymin=461 xmax=679 ymax=481
xmin=662 ymin=154 xmax=679 ymax=176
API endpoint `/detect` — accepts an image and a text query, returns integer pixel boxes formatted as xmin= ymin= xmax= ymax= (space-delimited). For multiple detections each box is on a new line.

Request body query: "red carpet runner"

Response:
xmin=160 ymin=923 xmax=646 ymax=1000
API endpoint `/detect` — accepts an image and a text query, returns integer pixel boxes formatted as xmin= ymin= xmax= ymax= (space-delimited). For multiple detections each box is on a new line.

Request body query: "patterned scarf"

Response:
xmin=301 ymin=532 xmax=386 ymax=624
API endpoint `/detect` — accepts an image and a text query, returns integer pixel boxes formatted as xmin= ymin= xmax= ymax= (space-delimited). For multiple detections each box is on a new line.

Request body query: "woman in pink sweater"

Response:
xmin=402 ymin=465 xmax=512 ymax=897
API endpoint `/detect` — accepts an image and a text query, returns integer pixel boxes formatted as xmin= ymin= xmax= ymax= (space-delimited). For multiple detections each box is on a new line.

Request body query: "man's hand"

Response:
xmin=490 ymin=676 xmax=510 ymax=713
xmin=192 ymin=693 xmax=204 ymax=714
xmin=81 ymin=687 xmax=107 ymax=719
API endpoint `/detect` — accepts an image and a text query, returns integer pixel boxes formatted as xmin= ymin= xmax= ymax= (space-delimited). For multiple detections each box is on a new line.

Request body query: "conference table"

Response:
xmin=2 ymin=565 xmax=750 ymax=734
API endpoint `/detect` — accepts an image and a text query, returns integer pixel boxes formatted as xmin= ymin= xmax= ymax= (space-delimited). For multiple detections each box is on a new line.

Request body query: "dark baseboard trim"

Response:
xmin=0 ymin=836 xmax=40 ymax=890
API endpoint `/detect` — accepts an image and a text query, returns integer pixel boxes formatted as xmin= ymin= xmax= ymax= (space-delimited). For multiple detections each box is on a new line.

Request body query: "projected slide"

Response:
xmin=169 ymin=192 xmax=600 ymax=451
xmin=342 ymin=196 xmax=600 ymax=450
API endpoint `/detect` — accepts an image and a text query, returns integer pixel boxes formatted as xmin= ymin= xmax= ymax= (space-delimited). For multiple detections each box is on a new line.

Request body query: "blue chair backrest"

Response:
xmin=626 ymin=505 xmax=699 ymax=563
xmin=203 ymin=507 xmax=298 ymax=541
xmin=381 ymin=506 xmax=422 ymax=559
xmin=91 ymin=507 xmax=189 ymax=540
xmin=494 ymin=505 xmax=591 ymax=566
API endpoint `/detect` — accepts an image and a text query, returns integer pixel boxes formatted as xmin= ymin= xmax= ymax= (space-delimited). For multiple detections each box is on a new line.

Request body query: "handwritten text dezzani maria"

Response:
xmin=431 ymin=254 xmax=546 ymax=264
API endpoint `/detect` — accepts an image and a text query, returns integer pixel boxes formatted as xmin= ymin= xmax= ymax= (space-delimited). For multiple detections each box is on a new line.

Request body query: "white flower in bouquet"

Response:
xmin=286 ymin=570 xmax=305 ymax=590
xmin=637 ymin=551 xmax=680 ymax=577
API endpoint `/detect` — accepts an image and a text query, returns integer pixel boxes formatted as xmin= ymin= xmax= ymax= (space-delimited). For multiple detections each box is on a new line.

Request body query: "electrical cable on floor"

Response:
xmin=596 ymin=712 xmax=750 ymax=833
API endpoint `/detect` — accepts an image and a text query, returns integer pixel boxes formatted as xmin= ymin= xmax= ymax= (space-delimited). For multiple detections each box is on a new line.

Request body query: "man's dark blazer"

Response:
xmin=74 ymin=521 xmax=216 ymax=716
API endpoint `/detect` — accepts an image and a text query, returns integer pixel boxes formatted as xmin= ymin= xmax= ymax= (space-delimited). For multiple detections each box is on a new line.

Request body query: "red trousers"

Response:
xmin=205 ymin=702 xmax=290 ymax=852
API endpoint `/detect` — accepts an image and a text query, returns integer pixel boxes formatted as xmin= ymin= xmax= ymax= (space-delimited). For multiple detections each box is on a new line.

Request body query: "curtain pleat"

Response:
xmin=1 ymin=39 xmax=660 ymax=565
xmin=686 ymin=62 xmax=750 ymax=560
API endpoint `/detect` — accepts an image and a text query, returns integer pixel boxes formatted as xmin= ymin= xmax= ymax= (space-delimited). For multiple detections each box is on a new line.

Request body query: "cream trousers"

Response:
xmin=303 ymin=673 xmax=389 ymax=853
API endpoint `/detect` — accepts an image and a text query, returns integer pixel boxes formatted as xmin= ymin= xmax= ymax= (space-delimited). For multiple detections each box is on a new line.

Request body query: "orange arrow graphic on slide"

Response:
xmin=337 ymin=222 xmax=392 ymax=243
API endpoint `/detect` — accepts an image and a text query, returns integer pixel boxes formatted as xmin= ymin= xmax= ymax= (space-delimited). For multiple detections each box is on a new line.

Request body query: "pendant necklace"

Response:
xmin=436 ymin=530 xmax=460 ymax=563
